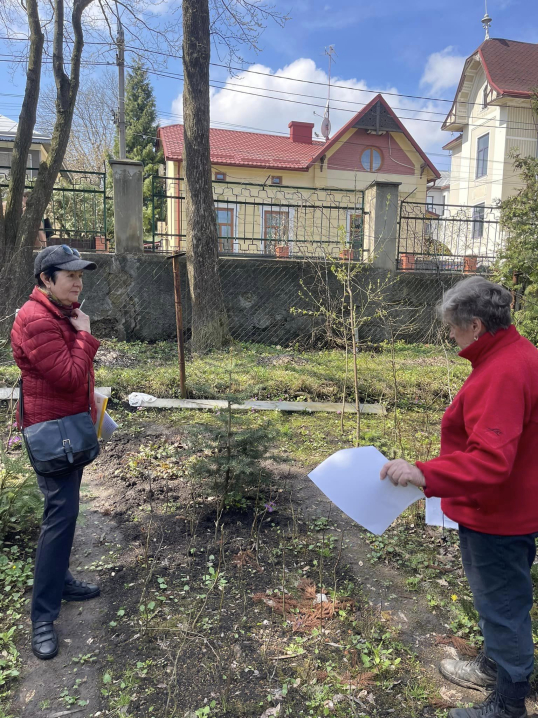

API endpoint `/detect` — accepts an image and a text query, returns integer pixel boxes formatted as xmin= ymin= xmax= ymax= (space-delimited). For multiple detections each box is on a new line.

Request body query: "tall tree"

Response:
xmin=182 ymin=0 xmax=228 ymax=353
xmin=38 ymin=70 xmax=117 ymax=173
xmin=182 ymin=0 xmax=287 ymax=352
xmin=123 ymin=60 xmax=163 ymax=235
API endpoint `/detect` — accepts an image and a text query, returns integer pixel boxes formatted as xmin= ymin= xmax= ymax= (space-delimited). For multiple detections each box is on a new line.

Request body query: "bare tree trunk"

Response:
xmin=182 ymin=0 xmax=228 ymax=353
xmin=0 ymin=0 xmax=92 ymax=338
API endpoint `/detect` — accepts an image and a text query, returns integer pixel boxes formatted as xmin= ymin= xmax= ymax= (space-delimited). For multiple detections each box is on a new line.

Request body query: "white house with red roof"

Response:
xmin=157 ymin=94 xmax=439 ymax=258
xmin=442 ymin=36 xmax=538 ymax=212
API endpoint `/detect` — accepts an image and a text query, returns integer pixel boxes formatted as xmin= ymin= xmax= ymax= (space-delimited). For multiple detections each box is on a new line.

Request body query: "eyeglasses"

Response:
xmin=49 ymin=244 xmax=81 ymax=259
xmin=61 ymin=244 xmax=81 ymax=258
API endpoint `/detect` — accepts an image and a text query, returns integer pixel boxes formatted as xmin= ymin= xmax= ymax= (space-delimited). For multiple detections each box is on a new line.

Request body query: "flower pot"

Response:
xmin=275 ymin=245 xmax=290 ymax=258
xmin=399 ymin=253 xmax=416 ymax=271
xmin=339 ymin=249 xmax=355 ymax=261
xmin=464 ymin=256 xmax=478 ymax=274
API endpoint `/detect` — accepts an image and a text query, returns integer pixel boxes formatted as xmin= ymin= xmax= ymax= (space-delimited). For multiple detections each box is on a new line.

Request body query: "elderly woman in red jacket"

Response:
xmin=11 ymin=245 xmax=100 ymax=660
xmin=381 ymin=276 xmax=538 ymax=718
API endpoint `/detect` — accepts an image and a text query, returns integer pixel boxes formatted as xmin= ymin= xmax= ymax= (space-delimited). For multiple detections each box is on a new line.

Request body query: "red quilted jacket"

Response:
xmin=11 ymin=287 xmax=100 ymax=428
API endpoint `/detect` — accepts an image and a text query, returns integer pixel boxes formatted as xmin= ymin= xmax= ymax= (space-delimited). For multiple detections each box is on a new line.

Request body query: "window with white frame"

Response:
xmin=346 ymin=211 xmax=362 ymax=247
xmin=260 ymin=207 xmax=293 ymax=254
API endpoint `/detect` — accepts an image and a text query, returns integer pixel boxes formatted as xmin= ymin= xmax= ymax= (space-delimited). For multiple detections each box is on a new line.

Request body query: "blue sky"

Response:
xmin=1 ymin=0 xmax=537 ymax=175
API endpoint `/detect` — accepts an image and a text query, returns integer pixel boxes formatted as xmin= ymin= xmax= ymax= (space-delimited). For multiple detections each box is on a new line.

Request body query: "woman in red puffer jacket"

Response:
xmin=11 ymin=244 xmax=102 ymax=661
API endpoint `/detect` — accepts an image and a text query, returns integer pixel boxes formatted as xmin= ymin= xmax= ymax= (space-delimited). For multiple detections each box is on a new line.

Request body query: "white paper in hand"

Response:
xmin=308 ymin=446 xmax=423 ymax=535
xmin=425 ymin=497 xmax=458 ymax=530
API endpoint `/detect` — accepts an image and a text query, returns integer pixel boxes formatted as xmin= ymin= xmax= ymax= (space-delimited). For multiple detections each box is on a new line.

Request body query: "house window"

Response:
xmin=482 ymin=85 xmax=488 ymax=110
xmin=215 ymin=207 xmax=234 ymax=251
xmin=214 ymin=171 xmax=226 ymax=181
xmin=264 ymin=210 xmax=289 ymax=242
xmin=476 ymin=134 xmax=489 ymax=178
xmin=348 ymin=212 xmax=362 ymax=246
xmin=426 ymin=196 xmax=435 ymax=211
xmin=472 ymin=203 xmax=485 ymax=239
xmin=361 ymin=147 xmax=382 ymax=172
xmin=270 ymin=176 xmax=282 ymax=185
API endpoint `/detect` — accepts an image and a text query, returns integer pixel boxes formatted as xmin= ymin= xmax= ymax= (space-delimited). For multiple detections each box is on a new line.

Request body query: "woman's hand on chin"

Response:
xmin=380 ymin=459 xmax=426 ymax=488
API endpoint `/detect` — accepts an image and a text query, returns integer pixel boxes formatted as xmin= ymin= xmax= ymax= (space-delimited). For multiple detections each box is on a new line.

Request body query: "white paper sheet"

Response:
xmin=425 ymin=497 xmax=459 ymax=530
xmin=308 ymin=446 xmax=424 ymax=535
xmin=100 ymin=412 xmax=118 ymax=442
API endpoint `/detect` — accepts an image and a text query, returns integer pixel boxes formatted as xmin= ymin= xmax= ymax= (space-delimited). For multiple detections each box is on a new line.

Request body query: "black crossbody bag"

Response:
xmin=19 ymin=375 xmax=100 ymax=478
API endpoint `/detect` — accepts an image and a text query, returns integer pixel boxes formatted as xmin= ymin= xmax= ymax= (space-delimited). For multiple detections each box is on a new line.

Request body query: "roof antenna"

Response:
xmin=482 ymin=0 xmax=492 ymax=40
xmin=321 ymin=45 xmax=336 ymax=141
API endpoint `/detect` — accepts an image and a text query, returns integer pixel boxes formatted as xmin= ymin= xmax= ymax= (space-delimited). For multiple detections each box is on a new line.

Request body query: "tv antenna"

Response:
xmin=321 ymin=45 xmax=336 ymax=141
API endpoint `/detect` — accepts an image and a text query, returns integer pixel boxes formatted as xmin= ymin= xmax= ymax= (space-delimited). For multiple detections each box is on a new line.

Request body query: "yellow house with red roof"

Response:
xmin=157 ymin=94 xmax=439 ymax=260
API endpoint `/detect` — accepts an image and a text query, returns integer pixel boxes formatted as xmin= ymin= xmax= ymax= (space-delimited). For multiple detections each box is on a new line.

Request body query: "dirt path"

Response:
xmin=11 ymin=480 xmax=126 ymax=718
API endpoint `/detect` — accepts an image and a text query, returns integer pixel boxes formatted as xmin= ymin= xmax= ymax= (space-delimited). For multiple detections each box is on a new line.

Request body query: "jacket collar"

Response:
xmin=29 ymin=286 xmax=80 ymax=320
xmin=459 ymin=324 xmax=521 ymax=368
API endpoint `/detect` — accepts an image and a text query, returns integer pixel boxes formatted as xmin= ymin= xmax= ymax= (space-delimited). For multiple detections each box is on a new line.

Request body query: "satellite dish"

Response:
xmin=321 ymin=116 xmax=331 ymax=140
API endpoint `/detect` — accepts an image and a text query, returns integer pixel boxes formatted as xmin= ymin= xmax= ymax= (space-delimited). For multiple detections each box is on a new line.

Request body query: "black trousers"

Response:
xmin=31 ymin=469 xmax=83 ymax=623
xmin=459 ymin=525 xmax=538 ymax=700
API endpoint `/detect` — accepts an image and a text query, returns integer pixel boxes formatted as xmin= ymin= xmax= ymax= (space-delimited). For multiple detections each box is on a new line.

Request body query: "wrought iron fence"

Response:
xmin=0 ymin=166 xmax=111 ymax=253
xmin=397 ymin=201 xmax=503 ymax=273
xmin=150 ymin=176 xmax=366 ymax=260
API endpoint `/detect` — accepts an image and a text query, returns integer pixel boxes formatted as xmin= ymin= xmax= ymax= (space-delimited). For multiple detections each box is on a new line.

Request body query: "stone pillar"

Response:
xmin=364 ymin=180 xmax=401 ymax=271
xmin=109 ymin=159 xmax=144 ymax=254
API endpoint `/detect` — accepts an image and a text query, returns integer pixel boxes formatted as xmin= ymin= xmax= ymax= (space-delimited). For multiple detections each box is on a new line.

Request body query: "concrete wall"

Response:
xmin=81 ymin=252 xmax=459 ymax=346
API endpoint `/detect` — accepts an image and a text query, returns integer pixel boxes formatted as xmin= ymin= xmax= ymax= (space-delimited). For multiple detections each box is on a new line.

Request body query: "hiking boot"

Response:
xmin=440 ymin=651 xmax=497 ymax=691
xmin=449 ymin=690 xmax=527 ymax=718
xmin=32 ymin=621 xmax=58 ymax=660
xmin=62 ymin=579 xmax=100 ymax=602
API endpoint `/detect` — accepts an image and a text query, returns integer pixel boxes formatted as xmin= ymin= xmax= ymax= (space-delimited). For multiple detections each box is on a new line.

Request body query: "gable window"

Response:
xmin=214 ymin=171 xmax=226 ymax=181
xmin=472 ymin=203 xmax=485 ymax=239
xmin=476 ymin=134 xmax=489 ymax=178
xmin=270 ymin=176 xmax=282 ymax=185
xmin=361 ymin=147 xmax=382 ymax=172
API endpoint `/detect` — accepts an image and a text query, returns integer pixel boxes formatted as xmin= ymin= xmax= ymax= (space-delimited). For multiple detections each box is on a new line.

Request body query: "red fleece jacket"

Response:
xmin=417 ymin=325 xmax=538 ymax=535
xmin=11 ymin=287 xmax=100 ymax=428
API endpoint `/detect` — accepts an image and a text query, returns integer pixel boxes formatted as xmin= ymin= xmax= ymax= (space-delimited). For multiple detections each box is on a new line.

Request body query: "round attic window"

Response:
xmin=361 ymin=148 xmax=382 ymax=172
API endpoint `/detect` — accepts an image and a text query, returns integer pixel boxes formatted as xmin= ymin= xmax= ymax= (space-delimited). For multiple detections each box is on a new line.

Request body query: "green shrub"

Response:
xmin=0 ymin=446 xmax=42 ymax=543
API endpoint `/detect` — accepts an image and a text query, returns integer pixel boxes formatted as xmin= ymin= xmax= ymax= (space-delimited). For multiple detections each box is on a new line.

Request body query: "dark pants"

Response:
xmin=459 ymin=525 xmax=538 ymax=700
xmin=31 ymin=469 xmax=83 ymax=623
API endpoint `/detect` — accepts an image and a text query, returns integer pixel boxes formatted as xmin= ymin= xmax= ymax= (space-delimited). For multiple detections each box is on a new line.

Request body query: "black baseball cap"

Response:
xmin=34 ymin=244 xmax=97 ymax=277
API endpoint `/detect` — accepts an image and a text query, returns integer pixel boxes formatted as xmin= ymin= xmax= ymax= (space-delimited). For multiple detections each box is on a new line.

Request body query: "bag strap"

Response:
xmin=87 ymin=373 xmax=91 ymax=414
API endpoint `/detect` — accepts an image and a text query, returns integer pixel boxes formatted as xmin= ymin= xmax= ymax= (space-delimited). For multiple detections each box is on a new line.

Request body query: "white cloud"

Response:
xmin=420 ymin=46 xmax=466 ymax=95
xmin=171 ymin=56 xmax=451 ymax=162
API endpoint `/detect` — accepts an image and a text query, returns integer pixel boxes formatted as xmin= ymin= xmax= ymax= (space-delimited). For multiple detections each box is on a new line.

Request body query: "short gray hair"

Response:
xmin=438 ymin=276 xmax=512 ymax=333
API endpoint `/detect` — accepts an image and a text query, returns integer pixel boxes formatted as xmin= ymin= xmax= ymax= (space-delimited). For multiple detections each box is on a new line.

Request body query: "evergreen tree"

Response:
xmin=122 ymin=59 xmax=164 ymax=236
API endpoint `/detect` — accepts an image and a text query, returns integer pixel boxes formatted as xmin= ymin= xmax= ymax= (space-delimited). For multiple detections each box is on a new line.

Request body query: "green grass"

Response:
xmin=1 ymin=340 xmax=470 ymax=410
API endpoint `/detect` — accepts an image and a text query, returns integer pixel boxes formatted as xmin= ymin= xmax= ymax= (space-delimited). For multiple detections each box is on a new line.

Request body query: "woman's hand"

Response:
xmin=69 ymin=309 xmax=91 ymax=334
xmin=380 ymin=459 xmax=426 ymax=488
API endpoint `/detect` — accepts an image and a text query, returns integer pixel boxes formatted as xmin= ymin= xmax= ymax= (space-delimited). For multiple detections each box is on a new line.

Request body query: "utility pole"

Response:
xmin=116 ymin=11 xmax=126 ymax=159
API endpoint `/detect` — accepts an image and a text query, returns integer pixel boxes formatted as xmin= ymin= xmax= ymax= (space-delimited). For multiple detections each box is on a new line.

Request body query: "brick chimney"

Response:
xmin=288 ymin=121 xmax=314 ymax=144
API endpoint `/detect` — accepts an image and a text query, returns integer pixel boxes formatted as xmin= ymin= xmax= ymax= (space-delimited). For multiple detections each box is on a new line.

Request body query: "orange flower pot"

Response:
xmin=399 ymin=253 xmax=416 ymax=271
xmin=464 ymin=256 xmax=478 ymax=274
xmin=275 ymin=245 xmax=290 ymax=258
xmin=339 ymin=249 xmax=355 ymax=261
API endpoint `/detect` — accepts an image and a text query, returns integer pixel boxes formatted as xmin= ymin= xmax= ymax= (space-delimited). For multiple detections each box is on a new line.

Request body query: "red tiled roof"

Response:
xmin=158 ymin=124 xmax=324 ymax=171
xmin=479 ymin=39 xmax=538 ymax=97
xmin=158 ymin=95 xmax=439 ymax=179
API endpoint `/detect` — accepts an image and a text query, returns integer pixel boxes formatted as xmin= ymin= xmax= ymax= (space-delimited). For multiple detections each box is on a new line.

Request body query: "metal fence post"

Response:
xmin=170 ymin=252 xmax=187 ymax=398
